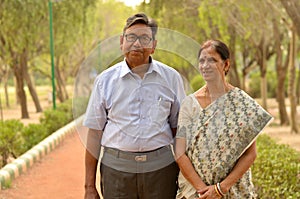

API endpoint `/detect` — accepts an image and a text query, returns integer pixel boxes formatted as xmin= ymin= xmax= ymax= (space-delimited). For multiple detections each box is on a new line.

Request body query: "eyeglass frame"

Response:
xmin=123 ymin=33 xmax=153 ymax=45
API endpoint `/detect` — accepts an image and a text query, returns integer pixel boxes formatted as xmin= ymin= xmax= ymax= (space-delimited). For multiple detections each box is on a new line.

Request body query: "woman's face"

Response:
xmin=120 ymin=23 xmax=157 ymax=68
xmin=198 ymin=46 xmax=229 ymax=82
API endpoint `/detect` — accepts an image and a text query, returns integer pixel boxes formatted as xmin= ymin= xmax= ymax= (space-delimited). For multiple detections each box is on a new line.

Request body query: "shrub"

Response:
xmin=21 ymin=124 xmax=48 ymax=152
xmin=39 ymin=100 xmax=73 ymax=134
xmin=57 ymin=99 xmax=73 ymax=116
xmin=0 ymin=100 xmax=74 ymax=168
xmin=252 ymin=134 xmax=300 ymax=198
xmin=0 ymin=120 xmax=24 ymax=167
xmin=40 ymin=109 xmax=68 ymax=134
xmin=72 ymin=96 xmax=89 ymax=119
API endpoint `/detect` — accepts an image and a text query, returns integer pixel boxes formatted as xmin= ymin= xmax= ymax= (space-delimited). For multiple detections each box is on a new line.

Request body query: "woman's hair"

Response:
xmin=198 ymin=39 xmax=230 ymax=61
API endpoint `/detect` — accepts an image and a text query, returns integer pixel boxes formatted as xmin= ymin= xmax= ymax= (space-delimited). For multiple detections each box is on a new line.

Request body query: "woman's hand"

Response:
xmin=197 ymin=185 xmax=222 ymax=199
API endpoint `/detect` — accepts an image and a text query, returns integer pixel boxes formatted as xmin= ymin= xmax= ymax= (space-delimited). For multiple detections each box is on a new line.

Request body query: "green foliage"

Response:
xmin=253 ymin=134 xmax=300 ymax=198
xmin=56 ymin=99 xmax=73 ymax=120
xmin=21 ymin=124 xmax=48 ymax=152
xmin=40 ymin=100 xmax=73 ymax=134
xmin=39 ymin=109 xmax=66 ymax=133
xmin=248 ymin=70 xmax=278 ymax=98
xmin=72 ymin=97 xmax=89 ymax=119
xmin=0 ymin=120 xmax=23 ymax=167
xmin=198 ymin=0 xmax=230 ymax=41
xmin=190 ymin=75 xmax=205 ymax=92
xmin=0 ymin=100 xmax=74 ymax=168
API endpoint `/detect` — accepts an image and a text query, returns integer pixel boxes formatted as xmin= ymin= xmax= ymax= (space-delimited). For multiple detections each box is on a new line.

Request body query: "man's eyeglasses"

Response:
xmin=124 ymin=34 xmax=153 ymax=45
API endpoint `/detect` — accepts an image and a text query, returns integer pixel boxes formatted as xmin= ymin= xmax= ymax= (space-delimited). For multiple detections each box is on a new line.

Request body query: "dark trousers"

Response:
xmin=100 ymin=161 xmax=179 ymax=199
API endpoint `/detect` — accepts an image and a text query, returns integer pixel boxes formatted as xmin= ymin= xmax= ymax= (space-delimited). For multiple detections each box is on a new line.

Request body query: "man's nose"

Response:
xmin=133 ymin=38 xmax=142 ymax=46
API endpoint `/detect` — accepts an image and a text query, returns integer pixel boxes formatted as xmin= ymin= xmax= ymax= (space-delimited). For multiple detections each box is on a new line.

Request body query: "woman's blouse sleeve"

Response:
xmin=176 ymin=94 xmax=199 ymax=142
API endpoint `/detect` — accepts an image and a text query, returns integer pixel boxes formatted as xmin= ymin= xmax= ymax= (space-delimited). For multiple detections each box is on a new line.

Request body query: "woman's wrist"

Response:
xmin=195 ymin=184 xmax=206 ymax=192
xmin=219 ymin=182 xmax=229 ymax=194
xmin=214 ymin=184 xmax=223 ymax=197
xmin=217 ymin=183 xmax=225 ymax=195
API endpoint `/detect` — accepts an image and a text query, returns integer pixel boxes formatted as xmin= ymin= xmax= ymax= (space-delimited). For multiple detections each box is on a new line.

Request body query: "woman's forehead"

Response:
xmin=199 ymin=47 xmax=220 ymax=58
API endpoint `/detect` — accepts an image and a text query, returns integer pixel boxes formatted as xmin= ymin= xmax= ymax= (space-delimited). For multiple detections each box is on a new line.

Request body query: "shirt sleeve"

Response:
xmin=176 ymin=95 xmax=197 ymax=139
xmin=168 ymin=73 xmax=187 ymax=128
xmin=83 ymin=76 xmax=107 ymax=130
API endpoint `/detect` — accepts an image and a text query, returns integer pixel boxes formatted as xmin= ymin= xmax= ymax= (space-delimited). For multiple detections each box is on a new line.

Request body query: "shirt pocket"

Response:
xmin=148 ymin=96 xmax=172 ymax=127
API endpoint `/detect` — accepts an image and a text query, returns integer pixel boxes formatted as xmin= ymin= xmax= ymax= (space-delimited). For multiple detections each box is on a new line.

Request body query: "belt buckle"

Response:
xmin=135 ymin=155 xmax=147 ymax=162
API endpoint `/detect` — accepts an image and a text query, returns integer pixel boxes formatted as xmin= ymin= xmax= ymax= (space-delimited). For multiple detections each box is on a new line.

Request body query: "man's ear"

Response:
xmin=151 ymin=40 xmax=157 ymax=54
xmin=120 ymin=35 xmax=124 ymax=50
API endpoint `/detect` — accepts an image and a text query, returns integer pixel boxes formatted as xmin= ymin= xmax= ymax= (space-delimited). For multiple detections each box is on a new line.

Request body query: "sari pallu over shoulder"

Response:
xmin=176 ymin=88 xmax=273 ymax=199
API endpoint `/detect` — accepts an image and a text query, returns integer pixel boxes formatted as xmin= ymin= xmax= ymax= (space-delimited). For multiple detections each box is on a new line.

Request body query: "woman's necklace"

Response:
xmin=205 ymin=83 xmax=231 ymax=104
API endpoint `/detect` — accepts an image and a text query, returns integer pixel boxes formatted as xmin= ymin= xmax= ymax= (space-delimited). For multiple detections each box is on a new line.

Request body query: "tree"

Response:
xmin=49 ymin=0 xmax=98 ymax=102
xmin=0 ymin=59 xmax=10 ymax=108
xmin=0 ymin=0 xmax=48 ymax=118
xmin=287 ymin=27 xmax=299 ymax=133
xmin=227 ymin=0 xmax=276 ymax=110
xmin=280 ymin=0 xmax=300 ymax=38
xmin=273 ymin=19 xmax=290 ymax=126
xmin=279 ymin=0 xmax=300 ymax=133
xmin=265 ymin=0 xmax=291 ymax=125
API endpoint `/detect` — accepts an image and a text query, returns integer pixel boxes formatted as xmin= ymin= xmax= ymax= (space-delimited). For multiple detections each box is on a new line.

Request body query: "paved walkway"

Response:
xmin=0 ymin=131 xmax=86 ymax=199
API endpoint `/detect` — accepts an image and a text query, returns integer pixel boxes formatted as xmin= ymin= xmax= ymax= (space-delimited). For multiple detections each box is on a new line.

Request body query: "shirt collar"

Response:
xmin=119 ymin=57 xmax=162 ymax=78
xmin=120 ymin=59 xmax=131 ymax=78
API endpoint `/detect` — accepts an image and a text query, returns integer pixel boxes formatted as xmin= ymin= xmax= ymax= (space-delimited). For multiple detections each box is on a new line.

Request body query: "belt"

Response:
xmin=104 ymin=146 xmax=171 ymax=162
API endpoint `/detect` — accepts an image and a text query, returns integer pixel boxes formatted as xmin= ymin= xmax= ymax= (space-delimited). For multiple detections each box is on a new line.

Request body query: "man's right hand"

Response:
xmin=84 ymin=129 xmax=102 ymax=199
xmin=84 ymin=186 xmax=100 ymax=199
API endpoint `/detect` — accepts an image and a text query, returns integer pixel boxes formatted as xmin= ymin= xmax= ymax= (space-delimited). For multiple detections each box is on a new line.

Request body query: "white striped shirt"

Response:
xmin=83 ymin=59 xmax=186 ymax=151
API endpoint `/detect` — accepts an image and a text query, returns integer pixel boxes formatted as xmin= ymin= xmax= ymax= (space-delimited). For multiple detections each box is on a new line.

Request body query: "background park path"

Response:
xmin=0 ymin=131 xmax=86 ymax=199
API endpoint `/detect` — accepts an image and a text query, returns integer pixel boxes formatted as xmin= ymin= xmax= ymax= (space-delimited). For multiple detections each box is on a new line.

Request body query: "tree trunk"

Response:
xmin=3 ymin=65 xmax=10 ymax=108
xmin=21 ymin=50 xmax=43 ymax=113
xmin=242 ymin=71 xmax=246 ymax=91
xmin=12 ymin=52 xmax=29 ymax=119
xmin=277 ymin=76 xmax=290 ymax=125
xmin=297 ymin=65 xmax=300 ymax=104
xmin=4 ymin=82 xmax=9 ymax=107
xmin=260 ymin=75 xmax=268 ymax=110
xmin=55 ymin=62 xmax=64 ymax=102
xmin=228 ymin=26 xmax=240 ymax=88
xmin=0 ymin=90 xmax=3 ymax=121
xmin=14 ymin=78 xmax=19 ymax=105
xmin=288 ymin=27 xmax=298 ymax=133
xmin=259 ymin=39 xmax=268 ymax=110
xmin=273 ymin=18 xmax=289 ymax=125
xmin=55 ymin=58 xmax=69 ymax=103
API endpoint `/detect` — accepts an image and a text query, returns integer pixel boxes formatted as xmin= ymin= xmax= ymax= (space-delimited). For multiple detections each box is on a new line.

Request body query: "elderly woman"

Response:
xmin=175 ymin=39 xmax=272 ymax=199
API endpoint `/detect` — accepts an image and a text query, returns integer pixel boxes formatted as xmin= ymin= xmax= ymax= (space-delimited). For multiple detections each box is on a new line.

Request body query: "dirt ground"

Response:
xmin=0 ymin=131 xmax=86 ymax=199
xmin=262 ymin=102 xmax=300 ymax=152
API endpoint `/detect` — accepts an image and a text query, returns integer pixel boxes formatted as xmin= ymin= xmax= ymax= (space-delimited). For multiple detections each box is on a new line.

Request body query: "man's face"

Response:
xmin=120 ymin=23 xmax=157 ymax=68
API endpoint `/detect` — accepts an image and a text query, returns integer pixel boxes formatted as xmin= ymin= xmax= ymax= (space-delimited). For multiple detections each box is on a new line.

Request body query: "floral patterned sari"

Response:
xmin=176 ymin=88 xmax=273 ymax=199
